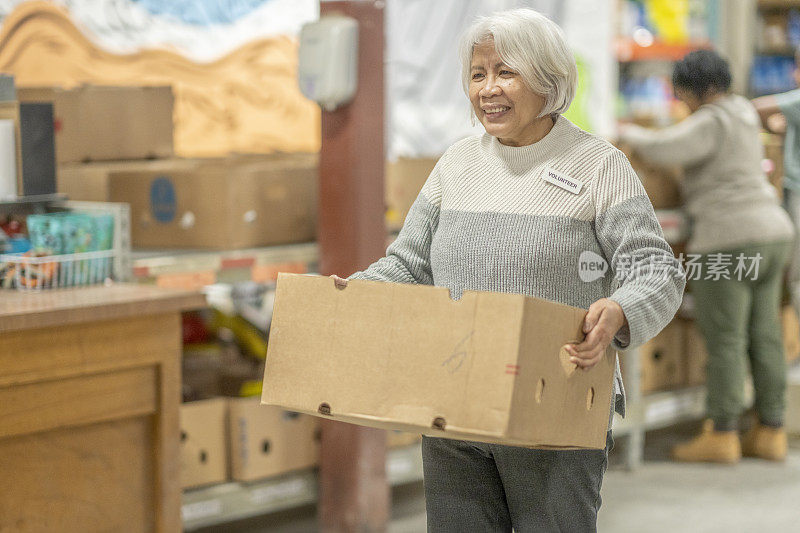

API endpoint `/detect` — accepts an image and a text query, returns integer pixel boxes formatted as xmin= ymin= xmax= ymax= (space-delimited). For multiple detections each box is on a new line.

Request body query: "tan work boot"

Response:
xmin=741 ymin=423 xmax=788 ymax=461
xmin=672 ymin=420 xmax=741 ymax=464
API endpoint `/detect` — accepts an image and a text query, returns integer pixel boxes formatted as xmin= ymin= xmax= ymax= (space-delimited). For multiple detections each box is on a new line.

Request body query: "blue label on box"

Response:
xmin=150 ymin=177 xmax=176 ymax=223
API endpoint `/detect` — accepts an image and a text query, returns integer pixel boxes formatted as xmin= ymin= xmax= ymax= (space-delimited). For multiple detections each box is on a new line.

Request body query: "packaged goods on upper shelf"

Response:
xmin=109 ymin=154 xmax=317 ymax=249
xmin=0 ymin=211 xmax=115 ymax=289
xmin=26 ymin=212 xmax=113 ymax=254
xmin=17 ymin=85 xmax=173 ymax=164
xmin=613 ymin=142 xmax=683 ymax=209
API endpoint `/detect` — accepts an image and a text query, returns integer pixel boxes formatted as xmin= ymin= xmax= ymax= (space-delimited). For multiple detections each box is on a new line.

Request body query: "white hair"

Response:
xmin=459 ymin=8 xmax=577 ymax=118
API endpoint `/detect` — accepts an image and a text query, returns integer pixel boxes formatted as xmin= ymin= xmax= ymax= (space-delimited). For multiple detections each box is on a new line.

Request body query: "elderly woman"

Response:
xmin=336 ymin=9 xmax=684 ymax=532
xmin=621 ymin=50 xmax=794 ymax=464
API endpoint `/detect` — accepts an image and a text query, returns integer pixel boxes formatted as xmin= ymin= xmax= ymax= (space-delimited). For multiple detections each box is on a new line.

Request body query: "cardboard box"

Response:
xmin=682 ymin=319 xmax=707 ymax=387
xmin=0 ymin=100 xmax=22 ymax=197
xmin=180 ymin=398 xmax=228 ymax=489
xmin=783 ymin=305 xmax=800 ymax=363
xmin=385 ymin=158 xmax=438 ymax=231
xmin=109 ymin=154 xmax=318 ymax=249
xmin=786 ymin=370 xmax=800 ymax=436
xmin=261 ymin=274 xmax=616 ymax=450
xmin=58 ymin=158 xmax=199 ymax=202
xmin=763 ymin=134 xmax=784 ymax=200
xmin=616 ymin=143 xmax=682 ymax=209
xmin=387 ymin=430 xmax=421 ymax=449
xmin=182 ymin=343 xmax=224 ymax=402
xmin=635 ymin=320 xmax=686 ymax=394
xmin=227 ymin=398 xmax=319 ymax=482
xmin=18 ymin=85 xmax=173 ymax=164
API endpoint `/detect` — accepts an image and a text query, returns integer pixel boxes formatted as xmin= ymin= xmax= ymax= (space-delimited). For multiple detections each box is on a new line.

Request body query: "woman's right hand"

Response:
xmin=330 ymin=274 xmax=348 ymax=289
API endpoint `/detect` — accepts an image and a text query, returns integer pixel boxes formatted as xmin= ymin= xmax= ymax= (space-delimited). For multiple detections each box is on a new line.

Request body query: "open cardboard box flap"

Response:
xmin=261 ymin=274 xmax=615 ymax=449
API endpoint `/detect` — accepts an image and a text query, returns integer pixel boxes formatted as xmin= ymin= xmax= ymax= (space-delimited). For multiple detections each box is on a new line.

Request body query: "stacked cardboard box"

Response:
xmin=385 ymin=157 xmax=438 ymax=231
xmin=227 ymin=398 xmax=319 ymax=482
xmin=20 ymin=85 xmax=319 ymax=250
xmin=625 ymin=320 xmax=687 ymax=394
xmin=19 ymin=86 xmax=174 ymax=164
xmin=180 ymin=397 xmax=229 ymax=489
xmin=681 ymin=319 xmax=708 ymax=387
xmin=179 ymin=397 xmax=320 ymax=488
xmin=783 ymin=305 xmax=800 ymax=363
xmin=109 ymin=154 xmax=318 ymax=249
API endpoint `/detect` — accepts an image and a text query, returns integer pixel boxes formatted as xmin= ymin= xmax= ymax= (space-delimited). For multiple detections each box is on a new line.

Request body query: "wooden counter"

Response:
xmin=0 ymin=283 xmax=205 ymax=532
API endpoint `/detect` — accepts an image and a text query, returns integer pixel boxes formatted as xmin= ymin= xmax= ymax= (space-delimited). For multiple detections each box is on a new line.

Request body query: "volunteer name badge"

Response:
xmin=542 ymin=167 xmax=583 ymax=194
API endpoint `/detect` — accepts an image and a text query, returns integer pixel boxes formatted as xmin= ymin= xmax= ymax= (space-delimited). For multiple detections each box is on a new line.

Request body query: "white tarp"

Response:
xmin=386 ymin=0 xmax=614 ymax=159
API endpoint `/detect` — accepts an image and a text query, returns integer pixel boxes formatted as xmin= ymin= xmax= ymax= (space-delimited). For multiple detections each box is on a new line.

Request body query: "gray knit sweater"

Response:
xmin=621 ymin=94 xmax=794 ymax=253
xmin=352 ymin=115 xmax=686 ymax=417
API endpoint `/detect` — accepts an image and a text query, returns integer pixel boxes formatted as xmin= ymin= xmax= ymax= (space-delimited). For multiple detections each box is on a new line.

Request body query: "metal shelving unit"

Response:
xmin=131 ymin=242 xmax=318 ymax=285
xmin=182 ymin=443 xmax=423 ymax=531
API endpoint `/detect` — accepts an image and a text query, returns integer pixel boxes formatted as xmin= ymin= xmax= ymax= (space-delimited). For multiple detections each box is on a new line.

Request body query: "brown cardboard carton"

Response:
xmin=0 ymin=101 xmax=22 ymax=196
xmin=179 ymin=398 xmax=228 ymax=489
xmin=387 ymin=430 xmax=422 ymax=449
xmin=18 ymin=85 xmax=173 ymax=164
xmin=227 ymin=398 xmax=319 ymax=482
xmin=615 ymin=143 xmax=682 ymax=209
xmin=109 ymin=154 xmax=317 ymax=249
xmin=385 ymin=158 xmax=438 ymax=231
xmin=636 ymin=320 xmax=686 ymax=393
xmin=763 ymin=134 xmax=784 ymax=200
xmin=682 ymin=319 xmax=708 ymax=387
xmin=261 ymin=274 xmax=616 ymax=450
xmin=57 ymin=158 xmax=199 ymax=201
xmin=782 ymin=305 xmax=800 ymax=363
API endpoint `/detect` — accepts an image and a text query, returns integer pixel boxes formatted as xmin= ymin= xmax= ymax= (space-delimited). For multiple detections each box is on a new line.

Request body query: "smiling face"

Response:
xmin=468 ymin=39 xmax=552 ymax=146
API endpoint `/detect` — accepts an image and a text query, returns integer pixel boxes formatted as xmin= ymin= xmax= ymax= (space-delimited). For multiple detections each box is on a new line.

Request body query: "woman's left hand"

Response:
xmin=563 ymin=299 xmax=627 ymax=369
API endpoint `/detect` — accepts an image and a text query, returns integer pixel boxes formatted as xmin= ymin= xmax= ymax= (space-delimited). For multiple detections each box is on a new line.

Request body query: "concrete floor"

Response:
xmin=200 ymin=421 xmax=800 ymax=533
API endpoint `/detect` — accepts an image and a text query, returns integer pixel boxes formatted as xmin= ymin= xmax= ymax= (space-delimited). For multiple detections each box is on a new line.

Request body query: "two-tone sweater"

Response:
xmin=620 ymin=94 xmax=794 ymax=253
xmin=352 ymin=115 xmax=686 ymax=418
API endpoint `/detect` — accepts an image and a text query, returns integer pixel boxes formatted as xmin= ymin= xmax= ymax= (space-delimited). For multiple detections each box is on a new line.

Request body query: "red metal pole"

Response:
xmin=317 ymin=1 xmax=389 ymax=532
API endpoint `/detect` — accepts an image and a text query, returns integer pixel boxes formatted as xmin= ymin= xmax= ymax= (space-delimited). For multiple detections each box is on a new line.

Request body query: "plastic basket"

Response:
xmin=0 ymin=250 xmax=115 ymax=290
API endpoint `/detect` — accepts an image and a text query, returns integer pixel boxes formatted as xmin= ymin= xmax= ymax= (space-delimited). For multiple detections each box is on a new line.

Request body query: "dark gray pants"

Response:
xmin=421 ymin=432 xmax=612 ymax=532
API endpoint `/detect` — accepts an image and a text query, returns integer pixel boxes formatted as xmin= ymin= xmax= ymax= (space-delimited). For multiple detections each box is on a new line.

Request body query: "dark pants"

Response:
xmin=421 ymin=432 xmax=613 ymax=532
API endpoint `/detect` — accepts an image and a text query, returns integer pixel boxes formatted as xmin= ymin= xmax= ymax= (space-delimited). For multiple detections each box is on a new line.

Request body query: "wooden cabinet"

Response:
xmin=0 ymin=284 xmax=204 ymax=532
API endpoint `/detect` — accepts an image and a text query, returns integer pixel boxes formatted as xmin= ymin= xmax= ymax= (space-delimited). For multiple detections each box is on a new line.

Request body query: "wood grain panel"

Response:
xmin=0 ymin=366 xmax=157 ymax=439
xmin=0 ymin=416 xmax=155 ymax=533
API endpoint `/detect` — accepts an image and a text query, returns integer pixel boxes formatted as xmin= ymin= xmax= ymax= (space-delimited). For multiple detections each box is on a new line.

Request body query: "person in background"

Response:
xmin=334 ymin=9 xmax=684 ymax=532
xmin=620 ymin=50 xmax=794 ymax=464
xmin=753 ymin=49 xmax=800 ymax=318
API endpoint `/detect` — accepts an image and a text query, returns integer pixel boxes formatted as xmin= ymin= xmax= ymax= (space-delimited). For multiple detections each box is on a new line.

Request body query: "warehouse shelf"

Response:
xmin=182 ymin=442 xmax=424 ymax=531
xmin=612 ymin=385 xmax=706 ymax=438
xmin=0 ymin=193 xmax=67 ymax=207
xmin=615 ymin=39 xmax=712 ymax=63
xmin=132 ymin=241 xmax=318 ymax=285
xmin=614 ymin=347 xmax=755 ymax=469
xmin=758 ymin=0 xmax=800 ymax=9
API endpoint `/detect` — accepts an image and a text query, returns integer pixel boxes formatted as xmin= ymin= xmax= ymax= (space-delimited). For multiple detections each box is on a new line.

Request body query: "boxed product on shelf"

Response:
xmin=783 ymin=305 xmax=800 ymax=363
xmin=227 ymin=397 xmax=319 ymax=482
xmin=180 ymin=397 xmax=228 ymax=489
xmin=763 ymin=134 xmax=785 ymax=199
xmin=109 ymin=154 xmax=317 ymax=249
xmin=261 ymin=274 xmax=616 ymax=450
xmin=18 ymin=85 xmax=173 ymax=164
xmin=1 ymin=210 xmax=115 ymax=289
xmin=681 ymin=318 xmax=708 ymax=387
xmin=57 ymin=158 xmax=200 ymax=202
xmin=182 ymin=343 xmax=224 ymax=402
xmin=615 ymin=143 xmax=682 ymax=209
xmin=387 ymin=430 xmax=422 ymax=449
xmin=385 ymin=157 xmax=438 ymax=231
xmin=623 ymin=320 xmax=686 ymax=394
